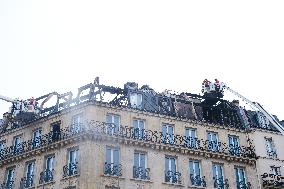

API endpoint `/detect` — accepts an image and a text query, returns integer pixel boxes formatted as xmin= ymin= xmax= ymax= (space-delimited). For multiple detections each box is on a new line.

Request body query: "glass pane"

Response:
xmin=134 ymin=153 xmax=139 ymax=167
xmin=189 ymin=161 xmax=194 ymax=175
xmin=194 ymin=162 xmax=200 ymax=176
xmin=165 ymin=157 xmax=169 ymax=172
xmin=106 ymin=148 xmax=111 ymax=164
xmin=139 ymin=120 xmax=144 ymax=129
xmin=113 ymin=149 xmax=119 ymax=166
xmin=133 ymin=120 xmax=138 ymax=129
xmin=213 ymin=164 xmax=217 ymax=178
xmin=140 ymin=154 xmax=146 ymax=169
xmin=170 ymin=158 xmax=176 ymax=172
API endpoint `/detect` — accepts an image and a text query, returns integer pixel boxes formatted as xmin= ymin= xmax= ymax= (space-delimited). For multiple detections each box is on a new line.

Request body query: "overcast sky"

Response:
xmin=0 ymin=1 xmax=283 ymax=120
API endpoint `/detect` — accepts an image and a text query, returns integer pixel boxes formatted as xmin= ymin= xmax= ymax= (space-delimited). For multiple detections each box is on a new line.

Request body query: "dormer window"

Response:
xmin=130 ymin=93 xmax=142 ymax=109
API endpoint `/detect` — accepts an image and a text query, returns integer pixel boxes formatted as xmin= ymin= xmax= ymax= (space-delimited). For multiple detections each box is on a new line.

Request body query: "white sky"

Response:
xmin=0 ymin=1 xmax=283 ymax=120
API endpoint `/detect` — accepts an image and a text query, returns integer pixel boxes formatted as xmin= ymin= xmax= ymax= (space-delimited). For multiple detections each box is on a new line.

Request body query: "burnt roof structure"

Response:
xmin=0 ymin=78 xmax=280 ymax=133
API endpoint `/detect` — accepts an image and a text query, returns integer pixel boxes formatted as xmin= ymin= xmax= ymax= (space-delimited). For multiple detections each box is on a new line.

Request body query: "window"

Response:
xmin=189 ymin=160 xmax=204 ymax=186
xmin=25 ymin=161 xmax=35 ymax=187
xmin=106 ymin=114 xmax=120 ymax=135
xmin=165 ymin=156 xmax=179 ymax=183
xmin=213 ymin=163 xmax=224 ymax=188
xmin=5 ymin=167 xmax=15 ymax=188
xmin=13 ymin=135 xmax=22 ymax=154
xmin=133 ymin=152 xmax=149 ymax=179
xmin=207 ymin=132 xmax=219 ymax=152
xmin=51 ymin=122 xmax=61 ymax=141
xmin=265 ymin=138 xmax=277 ymax=158
xmin=40 ymin=155 xmax=54 ymax=184
xmin=105 ymin=147 xmax=121 ymax=176
xmin=0 ymin=140 xmax=5 ymax=151
xmin=185 ymin=128 xmax=197 ymax=149
xmin=71 ymin=114 xmax=83 ymax=133
xmin=32 ymin=128 xmax=42 ymax=148
xmin=228 ymin=135 xmax=240 ymax=156
xmin=235 ymin=167 xmax=248 ymax=189
xmin=130 ymin=93 xmax=142 ymax=109
xmin=64 ymin=149 xmax=78 ymax=177
xmin=133 ymin=119 xmax=145 ymax=139
xmin=271 ymin=166 xmax=281 ymax=175
xmin=162 ymin=124 xmax=174 ymax=144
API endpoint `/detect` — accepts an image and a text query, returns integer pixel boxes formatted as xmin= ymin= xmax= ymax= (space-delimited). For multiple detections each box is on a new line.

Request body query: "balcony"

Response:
xmin=165 ymin=171 xmax=181 ymax=184
xmin=261 ymin=173 xmax=284 ymax=188
xmin=229 ymin=146 xmax=241 ymax=156
xmin=133 ymin=166 xmax=150 ymax=180
xmin=104 ymin=162 xmax=122 ymax=176
xmin=236 ymin=181 xmax=251 ymax=189
xmin=213 ymin=177 xmax=229 ymax=189
xmin=0 ymin=127 xmax=80 ymax=162
xmin=63 ymin=162 xmax=78 ymax=177
xmin=0 ymin=121 xmax=256 ymax=165
xmin=0 ymin=181 xmax=14 ymax=189
xmin=267 ymin=150 xmax=277 ymax=158
xmin=190 ymin=174 xmax=206 ymax=187
xmin=19 ymin=176 xmax=34 ymax=188
xmin=39 ymin=169 xmax=54 ymax=184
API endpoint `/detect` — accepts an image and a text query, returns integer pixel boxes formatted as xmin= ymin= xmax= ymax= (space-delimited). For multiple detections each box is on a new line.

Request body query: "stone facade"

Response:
xmin=0 ymin=102 xmax=261 ymax=189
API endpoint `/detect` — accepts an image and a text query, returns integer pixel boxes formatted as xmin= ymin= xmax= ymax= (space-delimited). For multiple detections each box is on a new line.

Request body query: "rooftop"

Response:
xmin=0 ymin=78 xmax=281 ymax=133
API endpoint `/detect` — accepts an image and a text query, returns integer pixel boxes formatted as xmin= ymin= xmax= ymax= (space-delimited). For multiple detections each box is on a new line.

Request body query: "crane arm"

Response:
xmin=0 ymin=95 xmax=16 ymax=103
xmin=222 ymin=83 xmax=284 ymax=135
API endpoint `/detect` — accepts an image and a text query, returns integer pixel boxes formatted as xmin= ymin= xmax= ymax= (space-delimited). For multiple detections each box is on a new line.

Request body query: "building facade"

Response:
xmin=0 ymin=79 xmax=283 ymax=189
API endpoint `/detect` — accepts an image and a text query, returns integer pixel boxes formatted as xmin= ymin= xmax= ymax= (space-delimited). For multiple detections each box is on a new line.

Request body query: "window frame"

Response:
xmin=162 ymin=123 xmax=175 ymax=144
xmin=106 ymin=113 xmax=121 ymax=135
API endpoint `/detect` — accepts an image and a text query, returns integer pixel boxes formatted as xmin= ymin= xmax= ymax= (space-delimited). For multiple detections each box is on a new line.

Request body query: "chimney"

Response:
xmin=232 ymin=100 xmax=239 ymax=106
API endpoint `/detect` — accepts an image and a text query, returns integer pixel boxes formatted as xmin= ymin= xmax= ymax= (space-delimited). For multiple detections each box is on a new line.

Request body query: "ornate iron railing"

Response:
xmin=19 ymin=176 xmax=34 ymax=188
xmin=267 ymin=150 xmax=277 ymax=158
xmin=213 ymin=177 xmax=229 ymax=189
xmin=39 ymin=169 xmax=54 ymax=184
xmin=165 ymin=171 xmax=181 ymax=184
xmin=229 ymin=145 xmax=241 ymax=156
xmin=0 ymin=127 xmax=80 ymax=161
xmin=133 ymin=166 xmax=150 ymax=180
xmin=104 ymin=162 xmax=122 ymax=176
xmin=190 ymin=174 xmax=206 ymax=187
xmin=32 ymin=137 xmax=42 ymax=149
xmin=0 ymin=181 xmax=14 ymax=189
xmin=88 ymin=121 xmax=256 ymax=159
xmin=261 ymin=173 xmax=284 ymax=188
xmin=184 ymin=137 xmax=198 ymax=149
xmin=0 ymin=121 xmax=256 ymax=163
xmin=236 ymin=181 xmax=251 ymax=189
xmin=63 ymin=162 xmax=78 ymax=177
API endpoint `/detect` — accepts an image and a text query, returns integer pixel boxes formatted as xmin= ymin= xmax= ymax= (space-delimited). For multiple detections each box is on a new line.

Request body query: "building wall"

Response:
xmin=0 ymin=103 xmax=258 ymax=189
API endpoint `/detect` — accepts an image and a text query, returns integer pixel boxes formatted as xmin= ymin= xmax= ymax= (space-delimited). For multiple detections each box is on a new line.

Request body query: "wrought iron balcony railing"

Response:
xmin=31 ymin=137 xmax=42 ymax=149
xmin=236 ymin=181 xmax=251 ymax=189
xmin=39 ymin=169 xmax=54 ymax=184
xmin=19 ymin=176 xmax=34 ymax=188
xmin=261 ymin=173 xmax=284 ymax=188
xmin=267 ymin=150 xmax=277 ymax=158
xmin=190 ymin=174 xmax=206 ymax=187
xmin=0 ymin=127 xmax=80 ymax=161
xmin=165 ymin=171 xmax=181 ymax=184
xmin=104 ymin=162 xmax=122 ymax=176
xmin=0 ymin=181 xmax=14 ymax=189
xmin=184 ymin=137 xmax=198 ymax=149
xmin=229 ymin=146 xmax=241 ymax=156
xmin=133 ymin=166 xmax=150 ymax=180
xmin=213 ymin=177 xmax=229 ymax=189
xmin=91 ymin=121 xmax=256 ymax=158
xmin=0 ymin=121 xmax=256 ymax=163
xmin=63 ymin=162 xmax=78 ymax=177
